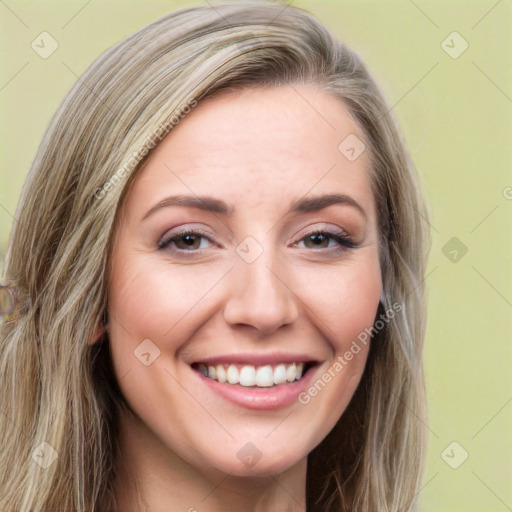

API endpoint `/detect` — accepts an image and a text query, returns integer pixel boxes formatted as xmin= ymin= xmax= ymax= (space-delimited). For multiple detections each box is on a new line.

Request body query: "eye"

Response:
xmin=157 ymin=228 xmax=357 ymax=255
xmin=158 ymin=230 xmax=213 ymax=252
xmin=296 ymin=230 xmax=357 ymax=250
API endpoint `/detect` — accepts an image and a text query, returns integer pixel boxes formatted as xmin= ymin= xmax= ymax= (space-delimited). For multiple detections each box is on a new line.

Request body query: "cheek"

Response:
xmin=336 ymin=264 xmax=382 ymax=347
xmin=297 ymin=253 xmax=382 ymax=351
xmin=108 ymin=252 xmax=221 ymax=342
xmin=293 ymin=250 xmax=381 ymax=411
xmin=291 ymin=258 xmax=381 ymax=441
xmin=106 ymin=250 xmax=233 ymax=391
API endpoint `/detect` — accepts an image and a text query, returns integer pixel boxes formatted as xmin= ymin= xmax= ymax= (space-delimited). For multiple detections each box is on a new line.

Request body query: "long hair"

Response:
xmin=0 ymin=1 xmax=430 ymax=510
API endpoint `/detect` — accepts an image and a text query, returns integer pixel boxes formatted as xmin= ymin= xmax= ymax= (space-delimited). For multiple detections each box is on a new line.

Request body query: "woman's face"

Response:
xmin=107 ymin=86 xmax=382 ymax=479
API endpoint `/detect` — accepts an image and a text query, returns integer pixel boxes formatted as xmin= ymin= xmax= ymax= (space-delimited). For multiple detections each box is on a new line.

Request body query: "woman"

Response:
xmin=0 ymin=1 xmax=430 ymax=510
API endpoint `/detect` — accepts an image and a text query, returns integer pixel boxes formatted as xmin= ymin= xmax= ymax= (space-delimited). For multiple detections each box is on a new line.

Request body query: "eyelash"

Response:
xmin=157 ymin=228 xmax=358 ymax=255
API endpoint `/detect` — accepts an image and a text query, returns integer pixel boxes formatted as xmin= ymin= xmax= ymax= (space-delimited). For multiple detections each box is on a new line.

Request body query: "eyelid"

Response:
xmin=292 ymin=223 xmax=352 ymax=243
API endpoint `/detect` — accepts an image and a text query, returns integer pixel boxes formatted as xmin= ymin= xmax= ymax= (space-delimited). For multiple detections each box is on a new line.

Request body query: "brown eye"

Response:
xmin=158 ymin=231 xmax=212 ymax=251
xmin=303 ymin=233 xmax=330 ymax=249
xmin=173 ymin=234 xmax=203 ymax=250
xmin=297 ymin=230 xmax=356 ymax=250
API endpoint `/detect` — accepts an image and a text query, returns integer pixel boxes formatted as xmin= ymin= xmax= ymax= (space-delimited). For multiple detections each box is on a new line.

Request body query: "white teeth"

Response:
xmin=273 ymin=364 xmax=287 ymax=385
xmin=227 ymin=364 xmax=240 ymax=384
xmin=216 ymin=365 xmax=227 ymax=383
xmin=255 ymin=365 xmax=274 ymax=387
xmin=239 ymin=365 xmax=256 ymax=386
xmin=286 ymin=363 xmax=297 ymax=382
xmin=197 ymin=362 xmax=307 ymax=387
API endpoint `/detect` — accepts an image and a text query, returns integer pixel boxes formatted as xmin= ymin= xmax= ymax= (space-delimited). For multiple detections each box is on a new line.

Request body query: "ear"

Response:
xmin=90 ymin=325 xmax=107 ymax=345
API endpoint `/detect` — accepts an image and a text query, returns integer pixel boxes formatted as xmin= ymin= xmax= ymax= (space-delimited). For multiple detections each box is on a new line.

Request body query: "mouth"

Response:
xmin=189 ymin=353 xmax=322 ymax=410
xmin=191 ymin=361 xmax=318 ymax=388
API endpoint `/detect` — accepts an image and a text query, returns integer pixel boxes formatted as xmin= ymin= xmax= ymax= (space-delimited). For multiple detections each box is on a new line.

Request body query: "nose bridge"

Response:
xmin=223 ymin=238 xmax=299 ymax=333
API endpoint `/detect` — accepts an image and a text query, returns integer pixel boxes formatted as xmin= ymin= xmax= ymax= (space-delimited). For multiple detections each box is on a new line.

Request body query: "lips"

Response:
xmin=188 ymin=352 xmax=321 ymax=409
xmin=191 ymin=357 xmax=320 ymax=410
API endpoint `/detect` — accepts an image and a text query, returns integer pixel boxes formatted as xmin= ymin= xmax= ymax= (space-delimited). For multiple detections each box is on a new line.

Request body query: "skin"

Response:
xmin=103 ymin=85 xmax=382 ymax=512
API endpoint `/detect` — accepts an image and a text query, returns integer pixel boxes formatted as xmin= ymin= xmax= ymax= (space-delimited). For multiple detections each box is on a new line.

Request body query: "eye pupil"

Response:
xmin=174 ymin=234 xmax=202 ymax=250
xmin=306 ymin=233 xmax=329 ymax=248
xmin=182 ymin=234 xmax=200 ymax=248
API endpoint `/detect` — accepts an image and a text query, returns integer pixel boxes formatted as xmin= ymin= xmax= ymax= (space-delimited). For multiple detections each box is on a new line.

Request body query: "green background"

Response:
xmin=1 ymin=1 xmax=511 ymax=510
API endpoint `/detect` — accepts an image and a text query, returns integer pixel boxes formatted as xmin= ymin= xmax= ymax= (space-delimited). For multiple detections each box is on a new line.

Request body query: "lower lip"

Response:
xmin=192 ymin=365 xmax=318 ymax=411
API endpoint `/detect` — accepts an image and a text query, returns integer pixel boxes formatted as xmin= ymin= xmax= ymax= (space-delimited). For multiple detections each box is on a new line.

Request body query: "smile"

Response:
xmin=193 ymin=362 xmax=311 ymax=388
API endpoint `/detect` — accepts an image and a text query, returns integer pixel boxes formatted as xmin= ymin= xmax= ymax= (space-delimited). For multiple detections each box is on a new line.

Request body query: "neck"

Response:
xmin=112 ymin=408 xmax=308 ymax=512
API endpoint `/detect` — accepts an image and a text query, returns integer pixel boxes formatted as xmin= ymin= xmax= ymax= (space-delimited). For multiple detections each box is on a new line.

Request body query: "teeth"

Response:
xmin=197 ymin=362 xmax=305 ymax=387
xmin=227 ymin=364 xmax=239 ymax=384
xmin=273 ymin=364 xmax=287 ymax=385
xmin=239 ymin=365 xmax=256 ymax=386
xmin=255 ymin=365 xmax=273 ymax=387
xmin=286 ymin=363 xmax=297 ymax=382
xmin=216 ymin=365 xmax=227 ymax=383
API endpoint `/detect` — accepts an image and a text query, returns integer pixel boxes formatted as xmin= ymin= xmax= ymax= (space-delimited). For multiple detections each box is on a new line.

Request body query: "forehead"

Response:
xmin=123 ymin=86 xmax=376 ymax=222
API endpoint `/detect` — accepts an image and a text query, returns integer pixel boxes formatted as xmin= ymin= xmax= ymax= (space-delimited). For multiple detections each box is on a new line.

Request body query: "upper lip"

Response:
xmin=191 ymin=352 xmax=321 ymax=366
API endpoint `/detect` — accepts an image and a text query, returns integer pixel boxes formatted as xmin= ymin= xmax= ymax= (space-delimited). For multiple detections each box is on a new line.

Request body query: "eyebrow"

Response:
xmin=142 ymin=193 xmax=366 ymax=221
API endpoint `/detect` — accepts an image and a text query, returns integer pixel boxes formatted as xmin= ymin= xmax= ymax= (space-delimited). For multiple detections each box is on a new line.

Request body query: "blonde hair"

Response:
xmin=0 ymin=1 xmax=430 ymax=510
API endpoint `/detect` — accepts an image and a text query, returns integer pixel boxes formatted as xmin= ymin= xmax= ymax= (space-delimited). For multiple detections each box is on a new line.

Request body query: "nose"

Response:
xmin=222 ymin=248 xmax=299 ymax=335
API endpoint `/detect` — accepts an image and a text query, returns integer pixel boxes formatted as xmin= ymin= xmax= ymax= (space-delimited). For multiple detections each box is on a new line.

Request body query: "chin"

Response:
xmin=200 ymin=438 xmax=310 ymax=479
